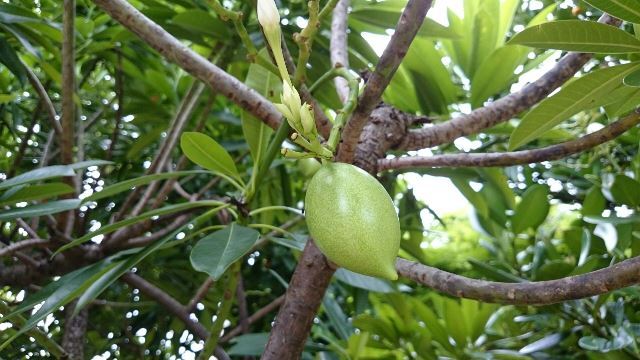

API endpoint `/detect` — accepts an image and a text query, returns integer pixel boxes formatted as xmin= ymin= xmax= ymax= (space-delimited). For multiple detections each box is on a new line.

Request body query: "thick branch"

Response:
xmin=379 ymin=110 xmax=640 ymax=170
xmin=338 ymin=0 xmax=433 ymax=162
xmin=399 ymin=15 xmax=620 ymax=151
xmin=262 ymin=241 xmax=336 ymax=360
xmin=62 ymin=300 xmax=88 ymax=360
xmin=61 ymin=0 xmax=75 ymax=166
xmin=330 ymin=0 xmax=350 ymax=103
xmin=92 ymin=0 xmax=281 ymax=130
xmin=397 ymin=256 xmax=640 ymax=305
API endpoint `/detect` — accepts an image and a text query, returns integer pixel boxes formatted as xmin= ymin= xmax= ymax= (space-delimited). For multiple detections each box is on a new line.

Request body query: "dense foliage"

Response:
xmin=1 ymin=0 xmax=640 ymax=359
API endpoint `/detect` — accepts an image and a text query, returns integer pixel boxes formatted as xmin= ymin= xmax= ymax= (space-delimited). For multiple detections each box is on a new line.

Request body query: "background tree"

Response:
xmin=1 ymin=0 xmax=640 ymax=359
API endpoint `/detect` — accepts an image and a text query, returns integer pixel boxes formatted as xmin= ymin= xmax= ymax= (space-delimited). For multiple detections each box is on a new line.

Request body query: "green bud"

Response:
xmin=299 ymin=103 xmax=316 ymax=136
xmin=257 ymin=0 xmax=280 ymax=32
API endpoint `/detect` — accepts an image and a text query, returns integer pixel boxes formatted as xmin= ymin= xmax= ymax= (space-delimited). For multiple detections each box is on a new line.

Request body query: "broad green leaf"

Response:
xmin=582 ymin=186 xmax=606 ymax=217
xmin=509 ymin=62 xmax=640 ymax=149
xmin=334 ymin=269 xmax=395 ymax=293
xmin=471 ymin=45 xmax=528 ymax=108
xmin=443 ymin=298 xmax=470 ymax=346
xmin=610 ymin=174 xmax=640 ymax=207
xmin=54 ymin=200 xmax=225 ymax=255
xmin=605 ymin=87 xmax=640 ymax=117
xmin=0 ymin=160 xmax=111 ymax=191
xmin=0 ymin=199 xmax=81 ymax=221
xmin=84 ymin=170 xmax=207 ymax=203
xmin=0 ymin=259 xmax=119 ymax=350
xmin=623 ymin=68 xmax=640 ymax=86
xmin=509 ymin=21 xmax=640 ymax=53
xmin=584 ymin=0 xmax=640 ymax=24
xmin=180 ymin=132 xmax=241 ymax=183
xmin=190 ymin=222 xmax=260 ymax=280
xmin=469 ymin=7 xmax=499 ymax=77
xmin=497 ymin=0 xmax=521 ymax=46
xmin=0 ymin=183 xmax=74 ymax=206
xmin=511 ymin=184 xmax=550 ymax=233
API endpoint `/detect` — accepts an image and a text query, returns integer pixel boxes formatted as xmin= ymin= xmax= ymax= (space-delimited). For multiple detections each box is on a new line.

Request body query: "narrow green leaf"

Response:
xmin=0 ymin=259 xmax=119 ymax=351
xmin=180 ymin=132 xmax=241 ymax=182
xmin=54 ymin=200 xmax=224 ymax=255
xmin=509 ymin=21 xmax=640 ymax=53
xmin=0 ymin=199 xmax=81 ymax=221
xmin=0 ymin=183 xmax=74 ymax=206
xmin=511 ymin=184 xmax=550 ymax=233
xmin=0 ymin=160 xmax=111 ymax=191
xmin=509 ymin=62 xmax=640 ymax=149
xmin=584 ymin=0 xmax=640 ymax=24
xmin=584 ymin=214 xmax=640 ymax=224
xmin=84 ymin=170 xmax=207 ymax=203
xmin=623 ymin=68 xmax=640 ymax=86
xmin=190 ymin=223 xmax=260 ymax=280
xmin=471 ymin=45 xmax=528 ymax=108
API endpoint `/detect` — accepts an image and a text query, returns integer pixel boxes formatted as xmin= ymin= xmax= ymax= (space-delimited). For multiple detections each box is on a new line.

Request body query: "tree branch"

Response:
xmin=0 ymin=239 xmax=49 ymax=258
xmin=379 ymin=110 xmax=640 ymax=170
xmin=62 ymin=300 xmax=88 ymax=360
xmin=92 ymin=0 xmax=282 ymax=130
xmin=399 ymin=14 xmax=621 ymax=151
xmin=396 ymin=256 xmax=640 ymax=305
xmin=262 ymin=241 xmax=336 ymax=360
xmin=61 ymin=0 xmax=76 ymax=166
xmin=120 ymin=273 xmax=230 ymax=360
xmin=24 ymin=66 xmax=62 ymax=138
xmin=220 ymin=295 xmax=285 ymax=343
xmin=330 ymin=0 xmax=350 ymax=104
xmin=338 ymin=0 xmax=433 ymax=162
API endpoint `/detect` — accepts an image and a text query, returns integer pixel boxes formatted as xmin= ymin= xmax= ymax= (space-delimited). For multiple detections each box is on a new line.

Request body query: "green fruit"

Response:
xmin=305 ymin=162 xmax=400 ymax=280
xmin=297 ymin=158 xmax=322 ymax=178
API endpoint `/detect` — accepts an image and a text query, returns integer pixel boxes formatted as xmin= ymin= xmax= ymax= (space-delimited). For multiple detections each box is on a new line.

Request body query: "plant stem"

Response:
xmin=198 ymin=262 xmax=240 ymax=359
xmin=246 ymin=120 xmax=291 ymax=201
xmin=249 ymin=206 xmax=303 ymax=217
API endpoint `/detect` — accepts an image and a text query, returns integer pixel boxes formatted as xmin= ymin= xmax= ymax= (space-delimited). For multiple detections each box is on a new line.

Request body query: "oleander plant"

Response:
xmin=1 ymin=0 xmax=640 ymax=359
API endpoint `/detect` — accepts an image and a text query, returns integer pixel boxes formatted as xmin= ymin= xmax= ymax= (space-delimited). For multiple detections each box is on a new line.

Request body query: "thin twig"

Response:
xmin=219 ymin=295 xmax=285 ymax=343
xmin=0 ymin=239 xmax=49 ymax=258
xmin=379 ymin=110 xmax=640 ymax=170
xmin=330 ymin=0 xmax=350 ymax=103
xmin=185 ymin=277 xmax=215 ymax=313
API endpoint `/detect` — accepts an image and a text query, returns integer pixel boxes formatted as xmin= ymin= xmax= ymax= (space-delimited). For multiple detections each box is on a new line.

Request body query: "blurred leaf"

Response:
xmin=190 ymin=223 xmax=260 ymax=280
xmin=610 ymin=174 xmax=640 ymax=207
xmin=519 ymin=332 xmax=565 ymax=354
xmin=511 ymin=184 xmax=550 ymax=233
xmin=582 ymin=186 xmax=607 ymax=217
xmin=0 ymin=160 xmax=111 ymax=191
xmin=584 ymin=0 xmax=640 ymax=24
xmin=623 ymin=68 xmax=640 ymax=86
xmin=509 ymin=21 xmax=640 ymax=53
xmin=0 ymin=35 xmax=26 ymax=85
xmin=334 ymin=269 xmax=395 ymax=293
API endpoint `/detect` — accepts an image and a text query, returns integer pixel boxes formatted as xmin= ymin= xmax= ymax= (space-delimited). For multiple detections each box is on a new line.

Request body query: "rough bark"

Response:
xmin=62 ymin=301 xmax=88 ymax=360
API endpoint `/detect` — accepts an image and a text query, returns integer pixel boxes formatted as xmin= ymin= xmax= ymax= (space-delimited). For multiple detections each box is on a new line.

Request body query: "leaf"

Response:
xmin=520 ymin=333 xmax=565 ymax=354
xmin=0 ymin=199 xmax=81 ymax=221
xmin=190 ymin=223 xmax=260 ymax=280
xmin=610 ymin=174 xmax=640 ymax=207
xmin=604 ymin=87 xmax=640 ymax=117
xmin=584 ymin=0 xmax=640 ymax=24
xmin=170 ymin=9 xmax=229 ymax=39
xmin=0 ymin=160 xmax=111 ymax=191
xmin=578 ymin=229 xmax=592 ymax=266
xmin=582 ymin=186 xmax=607 ymax=217
xmin=509 ymin=62 xmax=640 ymax=149
xmin=0 ymin=35 xmax=26 ymax=85
xmin=623 ymin=68 xmax=640 ymax=86
xmin=180 ymin=132 xmax=241 ymax=182
xmin=0 ymin=183 xmax=74 ymax=206
xmin=242 ymin=49 xmax=277 ymax=165
xmin=84 ymin=170 xmax=207 ymax=203
xmin=508 ymin=21 xmax=640 ymax=53
xmin=334 ymin=269 xmax=395 ymax=293
xmin=228 ymin=333 xmax=269 ymax=356
xmin=511 ymin=184 xmax=550 ymax=233
xmin=0 ymin=93 xmax=16 ymax=104
xmin=471 ymin=45 xmax=528 ymax=108
xmin=0 ymin=259 xmax=119 ymax=350
xmin=54 ymin=200 xmax=224 ymax=255
xmin=584 ymin=214 xmax=640 ymax=225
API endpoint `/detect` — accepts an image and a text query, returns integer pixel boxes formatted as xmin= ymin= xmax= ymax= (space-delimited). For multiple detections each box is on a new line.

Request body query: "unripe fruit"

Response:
xmin=305 ymin=162 xmax=400 ymax=280
xmin=298 ymin=158 xmax=322 ymax=178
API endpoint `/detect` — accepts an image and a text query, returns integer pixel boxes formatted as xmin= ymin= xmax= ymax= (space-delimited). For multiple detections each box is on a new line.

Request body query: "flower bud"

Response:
xmin=299 ymin=103 xmax=315 ymax=136
xmin=257 ymin=0 xmax=280 ymax=32
xmin=282 ymin=81 xmax=302 ymax=113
